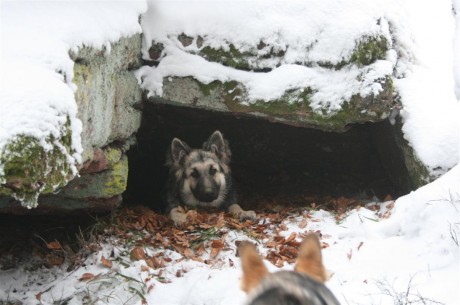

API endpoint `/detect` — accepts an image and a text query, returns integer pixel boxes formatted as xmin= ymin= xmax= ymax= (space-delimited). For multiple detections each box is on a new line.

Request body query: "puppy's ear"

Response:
xmin=239 ymin=241 xmax=269 ymax=293
xmin=294 ymin=233 xmax=327 ymax=283
xmin=171 ymin=138 xmax=190 ymax=165
xmin=203 ymin=130 xmax=231 ymax=163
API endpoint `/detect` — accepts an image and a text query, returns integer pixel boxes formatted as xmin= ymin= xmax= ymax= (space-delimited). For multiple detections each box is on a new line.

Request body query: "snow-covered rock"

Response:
xmin=0 ymin=1 xmax=147 ymax=211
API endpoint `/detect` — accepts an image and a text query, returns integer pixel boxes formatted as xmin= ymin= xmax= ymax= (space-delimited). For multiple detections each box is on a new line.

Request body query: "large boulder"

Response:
xmin=0 ymin=34 xmax=143 ymax=213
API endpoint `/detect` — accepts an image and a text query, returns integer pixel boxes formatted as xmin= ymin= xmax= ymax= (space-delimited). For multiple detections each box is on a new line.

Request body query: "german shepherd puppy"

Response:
xmin=166 ymin=130 xmax=256 ymax=225
xmin=239 ymin=233 xmax=340 ymax=305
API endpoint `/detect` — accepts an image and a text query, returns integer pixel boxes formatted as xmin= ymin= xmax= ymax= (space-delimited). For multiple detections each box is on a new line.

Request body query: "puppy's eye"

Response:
xmin=209 ymin=167 xmax=217 ymax=176
xmin=191 ymin=169 xmax=199 ymax=178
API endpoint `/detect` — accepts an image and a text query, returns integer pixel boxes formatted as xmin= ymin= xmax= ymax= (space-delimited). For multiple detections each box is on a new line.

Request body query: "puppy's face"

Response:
xmin=182 ymin=151 xmax=226 ymax=203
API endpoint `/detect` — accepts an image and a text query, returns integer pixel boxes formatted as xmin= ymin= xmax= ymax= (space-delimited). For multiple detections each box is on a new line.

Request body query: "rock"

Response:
xmin=149 ymin=76 xmax=393 ymax=132
xmin=0 ymin=34 xmax=142 ymax=213
xmin=71 ymin=34 xmax=143 ymax=163
xmin=0 ymin=121 xmax=75 ymax=208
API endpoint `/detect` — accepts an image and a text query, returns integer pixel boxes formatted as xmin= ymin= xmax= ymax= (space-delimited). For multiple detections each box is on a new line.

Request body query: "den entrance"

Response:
xmin=125 ymin=103 xmax=412 ymax=212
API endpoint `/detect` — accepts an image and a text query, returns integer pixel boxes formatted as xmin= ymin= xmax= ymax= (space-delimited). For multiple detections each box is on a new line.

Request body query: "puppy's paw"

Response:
xmin=229 ymin=204 xmax=256 ymax=222
xmin=240 ymin=209 xmax=257 ymax=221
xmin=170 ymin=207 xmax=187 ymax=226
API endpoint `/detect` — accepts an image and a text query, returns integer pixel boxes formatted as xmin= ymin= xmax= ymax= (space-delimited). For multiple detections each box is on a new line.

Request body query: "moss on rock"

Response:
xmin=57 ymin=155 xmax=128 ymax=199
xmin=350 ymin=35 xmax=388 ymax=66
xmin=0 ymin=118 xmax=75 ymax=208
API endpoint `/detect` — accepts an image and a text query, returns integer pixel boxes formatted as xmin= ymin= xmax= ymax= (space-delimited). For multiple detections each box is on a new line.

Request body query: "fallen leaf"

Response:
xmin=386 ymin=201 xmax=395 ymax=209
xmin=46 ymin=253 xmax=64 ymax=266
xmin=101 ymin=255 xmax=113 ymax=268
xmin=183 ymin=248 xmax=195 ymax=259
xmin=285 ymin=232 xmax=297 ymax=243
xmin=147 ymin=284 xmax=155 ymax=293
xmin=46 ymin=241 xmax=62 ymax=250
xmin=146 ymin=257 xmax=163 ymax=269
xmin=35 ymin=292 xmax=42 ymax=301
xmin=298 ymin=218 xmax=308 ymax=229
xmin=210 ymin=240 xmax=224 ymax=259
xmin=141 ymin=265 xmax=150 ymax=272
xmin=384 ymin=194 xmax=393 ymax=202
xmin=79 ymin=273 xmax=96 ymax=281
xmin=130 ymin=246 xmax=146 ymax=261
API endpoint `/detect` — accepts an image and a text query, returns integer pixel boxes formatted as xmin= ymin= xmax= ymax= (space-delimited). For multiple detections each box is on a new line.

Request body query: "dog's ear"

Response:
xmin=203 ymin=130 xmax=231 ymax=163
xmin=171 ymin=138 xmax=190 ymax=165
xmin=239 ymin=241 xmax=269 ymax=293
xmin=294 ymin=233 xmax=327 ymax=283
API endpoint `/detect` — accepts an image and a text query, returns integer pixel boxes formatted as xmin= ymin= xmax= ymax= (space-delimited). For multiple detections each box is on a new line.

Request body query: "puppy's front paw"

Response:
xmin=229 ymin=204 xmax=256 ymax=221
xmin=170 ymin=207 xmax=187 ymax=226
xmin=240 ymin=209 xmax=257 ymax=221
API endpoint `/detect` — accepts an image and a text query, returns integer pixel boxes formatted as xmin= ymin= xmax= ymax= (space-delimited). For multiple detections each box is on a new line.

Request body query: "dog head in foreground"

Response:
xmin=239 ymin=233 xmax=340 ymax=305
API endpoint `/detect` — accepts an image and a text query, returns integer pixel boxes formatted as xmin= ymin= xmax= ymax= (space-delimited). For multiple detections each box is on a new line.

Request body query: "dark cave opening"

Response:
xmin=124 ymin=103 xmax=411 ymax=212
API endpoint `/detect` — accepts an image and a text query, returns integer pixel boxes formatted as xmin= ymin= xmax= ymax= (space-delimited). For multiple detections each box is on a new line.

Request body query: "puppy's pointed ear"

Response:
xmin=294 ymin=233 xmax=327 ymax=283
xmin=171 ymin=138 xmax=190 ymax=165
xmin=239 ymin=241 xmax=269 ymax=293
xmin=203 ymin=130 xmax=231 ymax=163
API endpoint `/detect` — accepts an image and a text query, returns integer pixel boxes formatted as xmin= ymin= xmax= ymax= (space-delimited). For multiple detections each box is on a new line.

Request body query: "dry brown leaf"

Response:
xmin=210 ymin=242 xmax=223 ymax=259
xmin=285 ymin=232 xmax=297 ymax=243
xmin=386 ymin=201 xmax=395 ymax=209
xmin=35 ymin=292 xmax=42 ymax=301
xmin=298 ymin=218 xmax=308 ymax=229
xmin=46 ymin=253 xmax=64 ymax=266
xmin=384 ymin=194 xmax=393 ymax=202
xmin=146 ymin=257 xmax=163 ymax=269
xmin=141 ymin=265 xmax=150 ymax=272
xmin=101 ymin=255 xmax=113 ymax=268
xmin=79 ymin=273 xmax=96 ymax=281
xmin=147 ymin=284 xmax=155 ymax=293
xmin=130 ymin=246 xmax=146 ymax=261
xmin=46 ymin=241 xmax=62 ymax=250
xmin=183 ymin=248 xmax=195 ymax=259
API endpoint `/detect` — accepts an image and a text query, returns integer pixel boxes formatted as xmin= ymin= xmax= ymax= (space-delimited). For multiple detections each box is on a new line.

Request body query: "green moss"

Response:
xmin=198 ymin=80 xmax=225 ymax=97
xmin=350 ymin=35 xmax=388 ymax=66
xmin=103 ymin=155 xmax=128 ymax=197
xmin=250 ymin=88 xmax=313 ymax=115
xmin=200 ymin=44 xmax=252 ymax=70
xmin=105 ymin=147 xmax=123 ymax=167
xmin=0 ymin=118 xmax=75 ymax=208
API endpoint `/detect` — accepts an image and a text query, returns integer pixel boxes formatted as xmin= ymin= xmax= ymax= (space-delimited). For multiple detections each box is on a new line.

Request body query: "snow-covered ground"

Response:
xmin=1 ymin=0 xmax=460 ymax=305
xmin=1 ymin=166 xmax=459 ymax=305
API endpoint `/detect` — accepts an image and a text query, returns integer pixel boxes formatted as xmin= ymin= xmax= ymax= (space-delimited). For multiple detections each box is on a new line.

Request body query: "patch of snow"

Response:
xmin=393 ymin=0 xmax=460 ymax=175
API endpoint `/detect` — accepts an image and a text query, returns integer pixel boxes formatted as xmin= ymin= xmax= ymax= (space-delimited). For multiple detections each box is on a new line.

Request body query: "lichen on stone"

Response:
xmin=0 ymin=117 xmax=76 ymax=208
xmin=349 ymin=35 xmax=389 ymax=67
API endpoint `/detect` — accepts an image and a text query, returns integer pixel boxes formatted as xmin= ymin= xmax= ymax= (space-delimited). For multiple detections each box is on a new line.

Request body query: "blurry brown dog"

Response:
xmin=239 ymin=233 xmax=340 ymax=305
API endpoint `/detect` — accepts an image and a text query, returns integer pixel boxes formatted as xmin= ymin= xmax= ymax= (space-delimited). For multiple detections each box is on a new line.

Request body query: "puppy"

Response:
xmin=165 ymin=130 xmax=256 ymax=225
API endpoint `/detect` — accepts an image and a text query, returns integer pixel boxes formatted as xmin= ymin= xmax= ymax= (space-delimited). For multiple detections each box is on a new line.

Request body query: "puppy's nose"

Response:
xmin=204 ymin=187 xmax=214 ymax=195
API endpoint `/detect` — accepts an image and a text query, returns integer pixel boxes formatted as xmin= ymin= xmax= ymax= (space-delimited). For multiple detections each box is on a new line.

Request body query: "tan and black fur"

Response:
xmin=239 ymin=233 xmax=340 ymax=305
xmin=166 ymin=130 xmax=256 ymax=225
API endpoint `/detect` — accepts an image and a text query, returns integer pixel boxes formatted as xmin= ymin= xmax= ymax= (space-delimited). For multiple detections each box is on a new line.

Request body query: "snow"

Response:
xmin=136 ymin=0 xmax=460 ymax=175
xmin=0 ymin=1 xmax=147 ymax=194
xmin=1 ymin=166 xmax=459 ymax=305
xmin=136 ymin=0 xmax=394 ymax=113
xmin=1 ymin=0 xmax=460 ymax=304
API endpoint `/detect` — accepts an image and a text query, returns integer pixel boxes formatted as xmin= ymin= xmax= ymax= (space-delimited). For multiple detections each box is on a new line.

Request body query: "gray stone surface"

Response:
xmin=71 ymin=34 xmax=143 ymax=163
